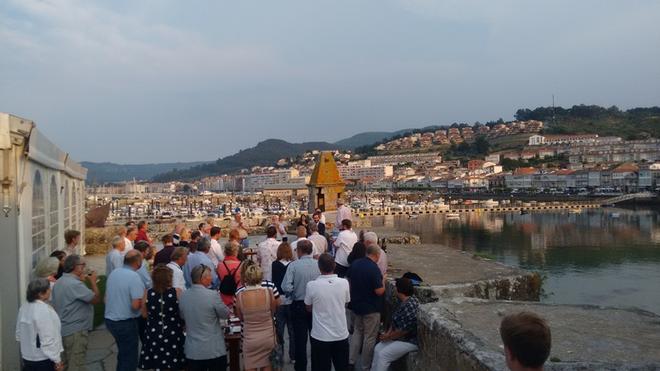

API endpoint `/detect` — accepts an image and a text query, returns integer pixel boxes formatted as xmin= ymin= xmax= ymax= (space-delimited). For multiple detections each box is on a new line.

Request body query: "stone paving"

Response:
xmin=87 ymin=324 xmax=308 ymax=371
xmin=85 ymin=326 xmax=117 ymax=371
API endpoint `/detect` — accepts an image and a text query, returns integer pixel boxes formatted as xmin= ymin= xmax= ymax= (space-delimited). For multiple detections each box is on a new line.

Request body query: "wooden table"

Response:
xmin=225 ymin=332 xmax=241 ymax=371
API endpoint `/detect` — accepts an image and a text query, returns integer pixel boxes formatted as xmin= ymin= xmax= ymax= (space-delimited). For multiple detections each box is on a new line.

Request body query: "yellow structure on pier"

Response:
xmin=307 ymin=151 xmax=345 ymax=213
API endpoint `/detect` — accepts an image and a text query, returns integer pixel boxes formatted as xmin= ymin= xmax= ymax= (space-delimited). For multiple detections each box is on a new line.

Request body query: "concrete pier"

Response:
xmin=384 ymin=242 xmax=660 ymax=370
xmin=385 ymin=242 xmax=542 ymax=301
xmin=413 ymin=299 xmax=660 ymax=371
xmin=358 ymin=203 xmax=599 ymax=218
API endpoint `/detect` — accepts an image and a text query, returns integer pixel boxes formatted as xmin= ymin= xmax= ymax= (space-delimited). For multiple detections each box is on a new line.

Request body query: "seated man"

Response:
xmin=371 ymin=278 xmax=419 ymax=371
xmin=500 ymin=312 xmax=552 ymax=371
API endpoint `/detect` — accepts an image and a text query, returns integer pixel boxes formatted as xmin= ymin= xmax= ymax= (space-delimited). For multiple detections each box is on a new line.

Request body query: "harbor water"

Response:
xmin=371 ymin=207 xmax=660 ymax=314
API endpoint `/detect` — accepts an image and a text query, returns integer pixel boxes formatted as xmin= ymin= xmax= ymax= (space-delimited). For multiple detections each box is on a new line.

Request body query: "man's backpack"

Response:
xmin=219 ymin=261 xmax=241 ymax=295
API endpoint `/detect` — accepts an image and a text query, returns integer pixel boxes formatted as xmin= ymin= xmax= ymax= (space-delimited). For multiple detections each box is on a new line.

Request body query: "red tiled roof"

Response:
xmin=514 ymin=167 xmax=537 ymax=175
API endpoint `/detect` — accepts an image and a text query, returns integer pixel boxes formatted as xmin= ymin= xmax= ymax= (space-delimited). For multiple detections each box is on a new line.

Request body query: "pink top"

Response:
xmin=217 ymin=256 xmax=242 ymax=307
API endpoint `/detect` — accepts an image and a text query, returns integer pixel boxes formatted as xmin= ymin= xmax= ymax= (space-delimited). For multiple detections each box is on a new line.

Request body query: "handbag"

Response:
xmin=267 ymin=290 xmax=284 ymax=369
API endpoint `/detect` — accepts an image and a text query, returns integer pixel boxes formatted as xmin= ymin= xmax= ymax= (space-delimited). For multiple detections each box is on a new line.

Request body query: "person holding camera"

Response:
xmin=51 ymin=255 xmax=101 ymax=371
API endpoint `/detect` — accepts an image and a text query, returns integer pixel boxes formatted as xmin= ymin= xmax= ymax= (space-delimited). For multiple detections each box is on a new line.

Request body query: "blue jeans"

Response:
xmin=105 ymin=318 xmax=139 ymax=371
xmin=275 ymin=304 xmax=296 ymax=360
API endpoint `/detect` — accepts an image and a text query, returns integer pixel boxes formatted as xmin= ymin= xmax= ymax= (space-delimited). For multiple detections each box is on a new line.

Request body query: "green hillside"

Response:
xmin=515 ymin=105 xmax=660 ymax=139
xmin=152 ymin=139 xmax=338 ymax=181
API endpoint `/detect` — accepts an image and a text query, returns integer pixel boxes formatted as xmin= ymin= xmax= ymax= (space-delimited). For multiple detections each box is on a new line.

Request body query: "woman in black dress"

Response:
xmin=139 ymin=265 xmax=185 ymax=370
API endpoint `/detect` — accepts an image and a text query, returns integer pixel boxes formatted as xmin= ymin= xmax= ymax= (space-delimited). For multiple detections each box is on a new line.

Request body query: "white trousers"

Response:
xmin=370 ymin=340 xmax=418 ymax=371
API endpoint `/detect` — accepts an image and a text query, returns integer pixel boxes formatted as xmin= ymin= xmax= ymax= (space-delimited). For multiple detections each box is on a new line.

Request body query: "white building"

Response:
xmin=243 ymin=169 xmax=305 ymax=191
xmin=368 ymin=152 xmax=441 ymax=165
xmin=1 ymin=113 xmax=87 ymax=370
xmin=338 ymin=164 xmax=393 ymax=181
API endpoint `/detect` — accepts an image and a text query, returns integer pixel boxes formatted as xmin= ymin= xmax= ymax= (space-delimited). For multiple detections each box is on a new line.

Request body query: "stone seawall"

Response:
xmin=384 ymin=242 xmax=660 ymax=371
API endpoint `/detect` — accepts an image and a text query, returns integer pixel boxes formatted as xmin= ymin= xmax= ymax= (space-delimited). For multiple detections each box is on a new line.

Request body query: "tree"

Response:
xmin=474 ymin=136 xmax=490 ymax=155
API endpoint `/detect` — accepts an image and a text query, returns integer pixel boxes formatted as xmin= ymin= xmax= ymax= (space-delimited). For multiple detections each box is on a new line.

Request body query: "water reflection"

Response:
xmin=372 ymin=208 xmax=660 ymax=314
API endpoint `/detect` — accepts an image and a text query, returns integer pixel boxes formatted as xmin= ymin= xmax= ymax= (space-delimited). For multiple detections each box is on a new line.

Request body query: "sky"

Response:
xmin=1 ymin=0 xmax=659 ymax=164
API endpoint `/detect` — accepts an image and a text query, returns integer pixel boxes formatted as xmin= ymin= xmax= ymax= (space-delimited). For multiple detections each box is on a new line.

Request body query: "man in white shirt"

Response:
xmin=123 ymin=226 xmax=137 ymax=256
xmin=208 ymin=226 xmax=224 ymax=268
xmin=105 ymin=236 xmax=125 ymax=276
xmin=335 ymin=199 xmax=352 ymax=230
xmin=333 ymin=219 xmax=358 ymax=278
xmin=166 ymin=247 xmax=188 ymax=291
xmin=305 ymin=254 xmax=350 ymax=371
xmin=291 ymin=225 xmax=317 ymax=260
xmin=258 ymin=226 xmax=280 ymax=281
xmin=308 ymin=223 xmax=328 ymax=258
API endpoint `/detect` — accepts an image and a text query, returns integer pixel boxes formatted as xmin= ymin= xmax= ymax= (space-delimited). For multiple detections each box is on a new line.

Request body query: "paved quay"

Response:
xmin=376 ymin=237 xmax=660 ymax=370
xmin=416 ymin=298 xmax=660 ymax=371
xmin=383 ymin=241 xmax=541 ymax=301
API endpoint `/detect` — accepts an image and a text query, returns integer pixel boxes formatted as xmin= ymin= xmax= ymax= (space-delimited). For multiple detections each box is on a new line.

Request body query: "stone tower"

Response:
xmin=307 ymin=151 xmax=345 ymax=213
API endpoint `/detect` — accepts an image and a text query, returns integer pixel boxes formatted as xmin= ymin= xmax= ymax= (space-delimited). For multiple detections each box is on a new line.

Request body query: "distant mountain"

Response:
xmin=82 ymin=161 xmax=208 ymax=184
xmin=151 ymin=139 xmax=338 ymax=182
xmin=333 ymin=131 xmax=400 ymax=149
xmin=333 ymin=126 xmax=445 ymax=149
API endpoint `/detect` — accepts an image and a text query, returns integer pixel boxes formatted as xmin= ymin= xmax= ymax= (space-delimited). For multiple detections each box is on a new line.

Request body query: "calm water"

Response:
xmin=371 ymin=208 xmax=660 ymax=314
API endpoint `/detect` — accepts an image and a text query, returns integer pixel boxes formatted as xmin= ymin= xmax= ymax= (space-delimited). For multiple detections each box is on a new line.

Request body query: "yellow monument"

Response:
xmin=307 ymin=151 xmax=345 ymax=213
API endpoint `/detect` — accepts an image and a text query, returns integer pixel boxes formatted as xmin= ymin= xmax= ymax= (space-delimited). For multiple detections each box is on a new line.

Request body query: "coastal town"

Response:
xmin=3 ymin=1 xmax=660 ymax=370
xmin=86 ymin=120 xmax=660 ymax=222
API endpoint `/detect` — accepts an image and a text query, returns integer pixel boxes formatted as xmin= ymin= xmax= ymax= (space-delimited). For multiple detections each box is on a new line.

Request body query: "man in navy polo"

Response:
xmin=346 ymin=235 xmax=386 ymax=371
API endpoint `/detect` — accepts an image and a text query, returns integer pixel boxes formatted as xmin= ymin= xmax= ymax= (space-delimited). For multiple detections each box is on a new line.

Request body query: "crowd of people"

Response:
xmin=18 ymin=201 xmax=553 ymax=371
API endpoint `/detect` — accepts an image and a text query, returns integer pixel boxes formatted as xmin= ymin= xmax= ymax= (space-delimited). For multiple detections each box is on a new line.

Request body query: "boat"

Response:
xmin=610 ymin=212 xmax=620 ymax=218
xmin=446 ymin=212 xmax=460 ymax=219
xmin=569 ymin=208 xmax=582 ymax=214
xmin=408 ymin=214 xmax=419 ymax=219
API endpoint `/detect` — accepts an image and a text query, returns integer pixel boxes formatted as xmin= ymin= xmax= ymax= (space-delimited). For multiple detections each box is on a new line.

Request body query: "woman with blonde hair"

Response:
xmin=178 ymin=227 xmax=192 ymax=247
xmin=235 ymin=261 xmax=279 ymax=371
xmin=217 ymin=240 xmax=242 ymax=307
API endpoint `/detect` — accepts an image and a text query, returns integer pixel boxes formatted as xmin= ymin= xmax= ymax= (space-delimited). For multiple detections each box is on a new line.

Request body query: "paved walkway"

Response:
xmin=85 ymin=326 xmax=117 ymax=371
xmin=86 ymin=325 xmax=305 ymax=371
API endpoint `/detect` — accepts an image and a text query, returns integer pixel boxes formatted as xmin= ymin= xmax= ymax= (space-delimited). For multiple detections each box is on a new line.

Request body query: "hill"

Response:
xmin=334 ymin=130 xmax=408 ymax=148
xmin=515 ymin=105 xmax=660 ymax=139
xmin=151 ymin=139 xmax=338 ymax=182
xmin=82 ymin=161 xmax=208 ymax=184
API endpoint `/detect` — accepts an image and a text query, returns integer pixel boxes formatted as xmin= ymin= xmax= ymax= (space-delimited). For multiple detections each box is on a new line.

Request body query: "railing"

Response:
xmin=600 ymin=192 xmax=655 ymax=205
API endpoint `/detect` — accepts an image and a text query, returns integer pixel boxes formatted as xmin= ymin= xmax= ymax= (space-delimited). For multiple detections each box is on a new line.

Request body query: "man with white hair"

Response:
xmin=364 ymin=231 xmax=388 ymax=276
xmin=179 ymin=265 xmax=231 ymax=370
xmin=347 ymin=241 xmax=386 ymax=370
xmin=105 ymin=236 xmax=125 ymax=276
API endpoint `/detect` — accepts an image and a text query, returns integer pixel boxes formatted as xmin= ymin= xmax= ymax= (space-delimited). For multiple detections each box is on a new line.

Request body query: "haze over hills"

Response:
xmin=151 ymin=139 xmax=338 ymax=182
xmin=84 ymin=131 xmax=404 ymax=183
xmin=84 ymin=105 xmax=660 ymax=184
xmin=83 ymin=161 xmax=209 ymax=184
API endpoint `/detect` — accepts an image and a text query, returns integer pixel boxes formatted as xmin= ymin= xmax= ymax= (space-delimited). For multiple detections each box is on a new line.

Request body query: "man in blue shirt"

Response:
xmin=132 ymin=241 xmax=153 ymax=289
xmin=183 ymin=237 xmax=218 ymax=288
xmin=346 ymin=239 xmax=386 ymax=371
xmin=104 ymin=250 xmax=146 ymax=371
xmin=282 ymin=240 xmax=320 ymax=371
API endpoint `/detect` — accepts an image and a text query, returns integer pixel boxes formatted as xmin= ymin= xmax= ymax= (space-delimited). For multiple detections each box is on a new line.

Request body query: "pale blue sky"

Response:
xmin=1 ymin=0 xmax=659 ymax=163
